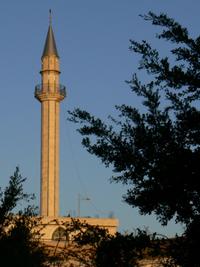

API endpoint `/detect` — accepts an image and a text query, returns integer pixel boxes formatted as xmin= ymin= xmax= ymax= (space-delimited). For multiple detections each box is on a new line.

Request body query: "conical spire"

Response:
xmin=42 ymin=10 xmax=59 ymax=58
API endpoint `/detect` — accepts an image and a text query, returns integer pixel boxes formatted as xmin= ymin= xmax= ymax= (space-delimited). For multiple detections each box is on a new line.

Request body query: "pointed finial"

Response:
xmin=42 ymin=10 xmax=59 ymax=58
xmin=49 ymin=9 xmax=52 ymax=25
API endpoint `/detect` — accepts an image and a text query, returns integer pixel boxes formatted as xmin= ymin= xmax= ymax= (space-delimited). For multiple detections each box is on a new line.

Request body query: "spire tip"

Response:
xmin=49 ymin=9 xmax=52 ymax=25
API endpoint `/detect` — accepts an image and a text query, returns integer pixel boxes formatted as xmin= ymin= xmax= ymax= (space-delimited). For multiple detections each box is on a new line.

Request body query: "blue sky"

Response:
xmin=0 ymin=0 xmax=199 ymax=235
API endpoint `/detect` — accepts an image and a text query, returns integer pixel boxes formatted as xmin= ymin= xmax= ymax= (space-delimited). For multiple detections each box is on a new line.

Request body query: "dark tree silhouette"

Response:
xmin=69 ymin=12 xmax=200 ymax=266
xmin=0 ymin=168 xmax=48 ymax=267
xmin=61 ymin=219 xmax=157 ymax=267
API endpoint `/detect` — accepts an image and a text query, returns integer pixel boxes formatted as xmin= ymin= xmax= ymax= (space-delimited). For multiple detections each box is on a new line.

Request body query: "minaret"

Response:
xmin=35 ymin=12 xmax=66 ymax=217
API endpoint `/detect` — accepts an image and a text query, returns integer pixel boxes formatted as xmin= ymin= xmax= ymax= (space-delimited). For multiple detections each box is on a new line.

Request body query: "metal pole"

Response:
xmin=78 ymin=193 xmax=80 ymax=217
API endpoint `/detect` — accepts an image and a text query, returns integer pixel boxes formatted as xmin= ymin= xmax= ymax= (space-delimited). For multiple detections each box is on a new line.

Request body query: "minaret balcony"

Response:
xmin=35 ymin=83 xmax=66 ymax=102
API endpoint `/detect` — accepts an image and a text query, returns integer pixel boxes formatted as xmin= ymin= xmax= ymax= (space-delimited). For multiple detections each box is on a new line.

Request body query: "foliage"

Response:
xmin=164 ymin=217 xmax=200 ymax=267
xmin=68 ymin=12 xmax=200 ymax=266
xmin=59 ymin=219 xmax=160 ymax=267
xmin=68 ymin=12 xmax=200 ymax=227
xmin=94 ymin=230 xmax=153 ymax=267
xmin=0 ymin=167 xmax=48 ymax=267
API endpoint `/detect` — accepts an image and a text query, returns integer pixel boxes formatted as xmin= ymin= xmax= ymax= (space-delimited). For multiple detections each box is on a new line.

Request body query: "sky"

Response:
xmin=0 ymin=0 xmax=200 ymax=236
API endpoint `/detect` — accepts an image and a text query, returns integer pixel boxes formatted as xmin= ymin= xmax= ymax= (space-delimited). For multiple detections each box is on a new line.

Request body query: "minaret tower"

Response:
xmin=35 ymin=11 xmax=66 ymax=217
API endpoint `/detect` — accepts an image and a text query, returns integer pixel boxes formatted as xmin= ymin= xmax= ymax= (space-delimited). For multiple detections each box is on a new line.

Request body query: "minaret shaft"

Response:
xmin=40 ymin=100 xmax=60 ymax=216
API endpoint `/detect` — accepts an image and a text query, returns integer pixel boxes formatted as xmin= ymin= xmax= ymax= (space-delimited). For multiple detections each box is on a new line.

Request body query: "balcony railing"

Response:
xmin=35 ymin=83 xmax=66 ymax=97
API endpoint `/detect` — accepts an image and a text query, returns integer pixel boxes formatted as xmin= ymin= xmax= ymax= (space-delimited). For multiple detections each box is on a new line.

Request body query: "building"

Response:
xmin=35 ymin=12 xmax=118 ymax=241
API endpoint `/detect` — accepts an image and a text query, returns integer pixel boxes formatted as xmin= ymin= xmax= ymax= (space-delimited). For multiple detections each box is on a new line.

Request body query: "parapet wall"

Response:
xmin=40 ymin=216 xmax=119 ymax=240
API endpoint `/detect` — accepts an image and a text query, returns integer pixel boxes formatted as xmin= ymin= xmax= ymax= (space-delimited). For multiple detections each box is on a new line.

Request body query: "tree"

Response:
xmin=93 ymin=230 xmax=154 ymax=267
xmin=0 ymin=167 xmax=48 ymax=267
xmin=69 ymin=11 xmax=200 ymax=226
xmin=68 ymin=12 xmax=200 ymax=266
xmin=60 ymin=218 xmax=159 ymax=267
